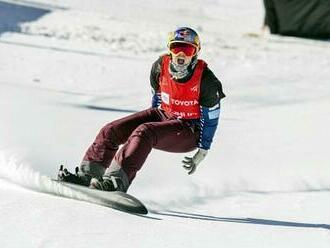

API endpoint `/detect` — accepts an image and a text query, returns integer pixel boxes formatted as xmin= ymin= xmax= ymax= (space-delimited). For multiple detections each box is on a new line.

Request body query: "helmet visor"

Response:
xmin=169 ymin=43 xmax=196 ymax=56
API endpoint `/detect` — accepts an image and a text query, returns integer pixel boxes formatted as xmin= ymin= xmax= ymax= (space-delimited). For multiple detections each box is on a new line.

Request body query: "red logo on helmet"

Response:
xmin=178 ymin=30 xmax=190 ymax=38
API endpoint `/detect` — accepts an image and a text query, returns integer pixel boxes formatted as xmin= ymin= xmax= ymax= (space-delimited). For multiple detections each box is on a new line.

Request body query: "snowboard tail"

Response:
xmin=52 ymin=179 xmax=148 ymax=215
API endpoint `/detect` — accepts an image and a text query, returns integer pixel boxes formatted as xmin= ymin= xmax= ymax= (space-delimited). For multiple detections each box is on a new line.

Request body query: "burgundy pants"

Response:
xmin=83 ymin=108 xmax=199 ymax=183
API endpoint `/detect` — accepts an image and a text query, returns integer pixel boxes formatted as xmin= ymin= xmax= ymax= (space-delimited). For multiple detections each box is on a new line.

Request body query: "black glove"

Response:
xmin=57 ymin=165 xmax=89 ymax=186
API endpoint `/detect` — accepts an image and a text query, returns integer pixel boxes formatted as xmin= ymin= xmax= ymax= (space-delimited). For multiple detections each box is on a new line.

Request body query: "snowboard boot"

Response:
xmin=89 ymin=161 xmax=130 ymax=192
xmin=58 ymin=161 xmax=106 ymax=186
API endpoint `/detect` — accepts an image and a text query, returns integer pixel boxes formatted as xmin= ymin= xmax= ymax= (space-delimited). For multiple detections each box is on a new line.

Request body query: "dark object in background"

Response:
xmin=0 ymin=1 xmax=50 ymax=35
xmin=263 ymin=0 xmax=330 ymax=39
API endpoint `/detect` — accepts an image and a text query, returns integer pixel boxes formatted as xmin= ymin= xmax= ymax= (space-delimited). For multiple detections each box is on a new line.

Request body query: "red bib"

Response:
xmin=159 ymin=55 xmax=206 ymax=119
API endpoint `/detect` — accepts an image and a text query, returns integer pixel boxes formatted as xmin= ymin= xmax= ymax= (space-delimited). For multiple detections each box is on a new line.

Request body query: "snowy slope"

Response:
xmin=1 ymin=0 xmax=330 ymax=247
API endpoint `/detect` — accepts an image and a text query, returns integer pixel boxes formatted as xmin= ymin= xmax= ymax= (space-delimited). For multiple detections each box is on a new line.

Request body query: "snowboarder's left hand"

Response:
xmin=182 ymin=148 xmax=208 ymax=175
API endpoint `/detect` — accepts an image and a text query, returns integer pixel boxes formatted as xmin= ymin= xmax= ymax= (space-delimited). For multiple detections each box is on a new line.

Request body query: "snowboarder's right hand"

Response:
xmin=57 ymin=165 xmax=80 ymax=182
xmin=57 ymin=165 xmax=91 ymax=186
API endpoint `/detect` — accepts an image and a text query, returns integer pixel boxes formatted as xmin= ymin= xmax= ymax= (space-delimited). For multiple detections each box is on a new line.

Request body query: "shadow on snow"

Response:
xmin=77 ymin=104 xmax=137 ymax=113
xmin=151 ymin=210 xmax=330 ymax=230
xmin=0 ymin=1 xmax=50 ymax=35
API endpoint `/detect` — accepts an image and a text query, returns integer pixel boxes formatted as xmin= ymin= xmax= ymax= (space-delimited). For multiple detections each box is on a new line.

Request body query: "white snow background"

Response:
xmin=0 ymin=0 xmax=330 ymax=247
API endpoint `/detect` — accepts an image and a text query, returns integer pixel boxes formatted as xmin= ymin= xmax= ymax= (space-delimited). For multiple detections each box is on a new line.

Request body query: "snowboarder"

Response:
xmin=58 ymin=27 xmax=225 ymax=192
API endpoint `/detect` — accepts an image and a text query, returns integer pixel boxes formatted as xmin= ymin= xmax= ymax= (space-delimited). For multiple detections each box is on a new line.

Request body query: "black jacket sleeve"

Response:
xmin=150 ymin=56 xmax=162 ymax=93
xmin=199 ymin=67 xmax=225 ymax=107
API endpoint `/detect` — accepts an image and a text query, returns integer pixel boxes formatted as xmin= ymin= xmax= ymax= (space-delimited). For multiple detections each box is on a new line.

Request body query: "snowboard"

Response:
xmin=52 ymin=179 xmax=148 ymax=215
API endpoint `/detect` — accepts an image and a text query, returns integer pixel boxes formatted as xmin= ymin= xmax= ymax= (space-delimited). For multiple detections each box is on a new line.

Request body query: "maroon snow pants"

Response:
xmin=83 ymin=108 xmax=200 ymax=183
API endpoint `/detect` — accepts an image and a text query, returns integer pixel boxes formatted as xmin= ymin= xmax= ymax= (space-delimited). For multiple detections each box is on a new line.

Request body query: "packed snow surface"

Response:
xmin=0 ymin=0 xmax=330 ymax=247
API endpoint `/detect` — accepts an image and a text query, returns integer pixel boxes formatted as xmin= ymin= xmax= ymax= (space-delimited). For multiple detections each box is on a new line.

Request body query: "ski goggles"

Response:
xmin=169 ymin=42 xmax=197 ymax=56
